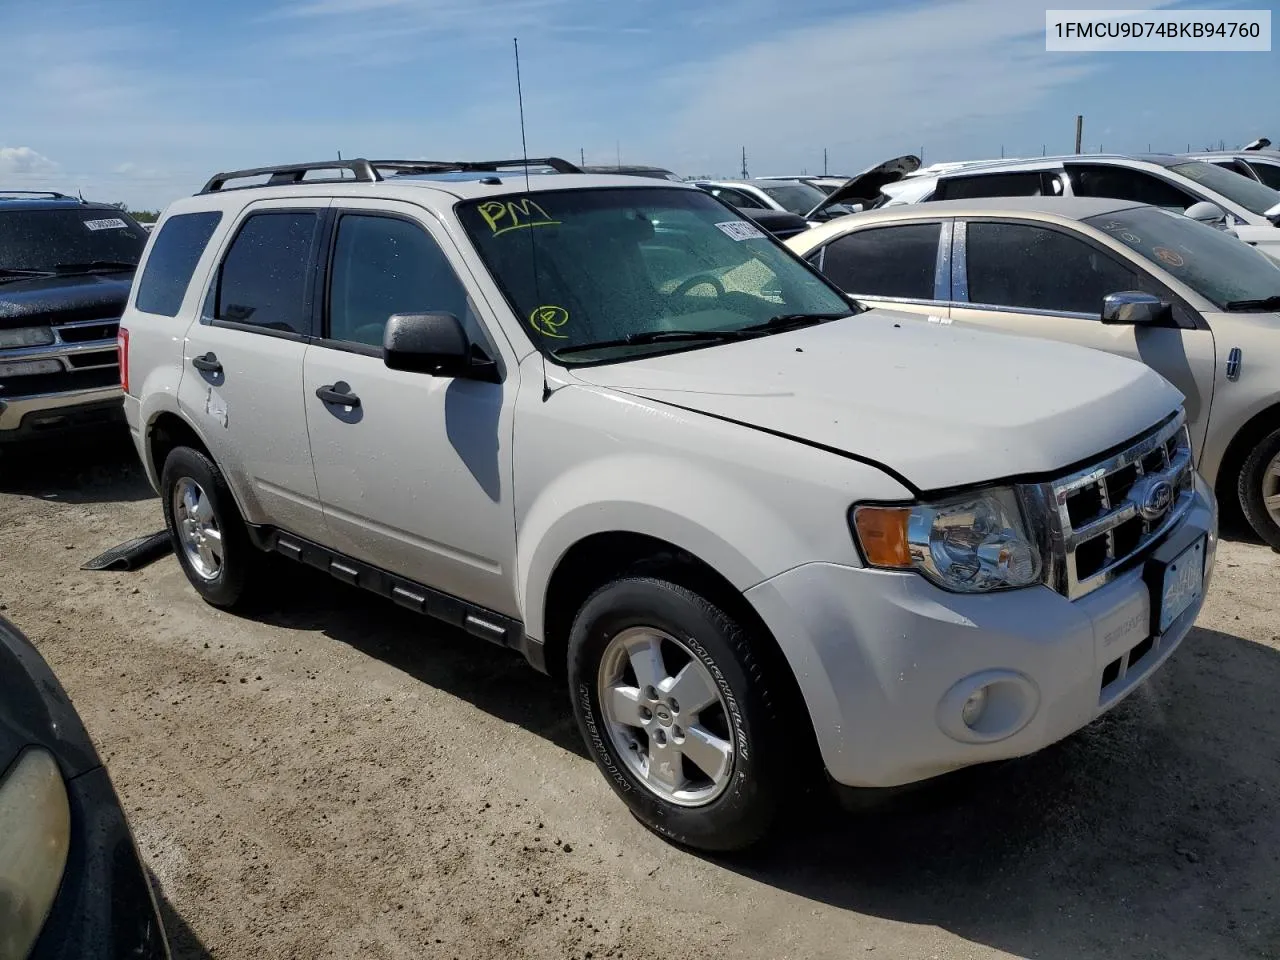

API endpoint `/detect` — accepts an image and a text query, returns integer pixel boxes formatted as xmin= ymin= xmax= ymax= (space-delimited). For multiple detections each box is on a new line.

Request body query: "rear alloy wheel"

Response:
xmin=161 ymin=446 xmax=257 ymax=608
xmin=1238 ymin=427 xmax=1280 ymax=551
xmin=568 ymin=577 xmax=785 ymax=852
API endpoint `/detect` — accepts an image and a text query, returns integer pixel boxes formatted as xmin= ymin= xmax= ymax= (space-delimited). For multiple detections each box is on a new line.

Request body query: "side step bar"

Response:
xmin=246 ymin=525 xmax=547 ymax=673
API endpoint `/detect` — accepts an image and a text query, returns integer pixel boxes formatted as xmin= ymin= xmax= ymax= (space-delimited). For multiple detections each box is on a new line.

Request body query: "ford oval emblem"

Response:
xmin=1139 ymin=479 xmax=1175 ymax=522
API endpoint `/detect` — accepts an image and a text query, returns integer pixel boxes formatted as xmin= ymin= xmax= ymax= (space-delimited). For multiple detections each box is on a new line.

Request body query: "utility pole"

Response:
xmin=823 ymin=147 xmax=828 ymax=176
xmin=920 ymin=145 xmax=925 ymax=164
xmin=1074 ymin=114 xmax=1083 ymax=154
xmin=740 ymin=146 xmax=748 ymax=179
xmin=616 ymin=141 xmax=621 ymax=170
xmin=580 ymin=147 xmax=584 ymax=166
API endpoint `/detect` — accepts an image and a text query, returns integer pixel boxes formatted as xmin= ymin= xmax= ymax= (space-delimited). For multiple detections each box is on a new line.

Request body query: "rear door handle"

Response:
xmin=316 ymin=383 xmax=361 ymax=408
xmin=191 ymin=352 xmax=222 ymax=373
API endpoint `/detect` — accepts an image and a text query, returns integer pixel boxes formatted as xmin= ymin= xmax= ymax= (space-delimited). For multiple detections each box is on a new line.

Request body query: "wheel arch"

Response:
xmin=1208 ymin=399 xmax=1280 ymax=523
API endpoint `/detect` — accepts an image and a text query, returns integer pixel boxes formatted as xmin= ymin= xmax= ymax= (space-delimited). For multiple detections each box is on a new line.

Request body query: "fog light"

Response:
xmin=961 ymin=687 xmax=988 ymax=728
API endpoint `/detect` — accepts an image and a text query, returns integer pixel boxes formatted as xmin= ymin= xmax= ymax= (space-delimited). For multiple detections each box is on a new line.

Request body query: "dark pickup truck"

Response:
xmin=0 ymin=193 xmax=147 ymax=444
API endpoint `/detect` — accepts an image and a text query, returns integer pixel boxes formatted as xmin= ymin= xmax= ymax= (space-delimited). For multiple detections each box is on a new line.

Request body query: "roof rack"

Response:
xmin=0 ymin=190 xmax=74 ymax=200
xmin=198 ymin=156 xmax=584 ymax=194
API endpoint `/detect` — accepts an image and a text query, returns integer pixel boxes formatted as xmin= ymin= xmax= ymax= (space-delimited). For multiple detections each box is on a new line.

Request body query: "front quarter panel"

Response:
xmin=513 ymin=353 xmax=914 ymax=643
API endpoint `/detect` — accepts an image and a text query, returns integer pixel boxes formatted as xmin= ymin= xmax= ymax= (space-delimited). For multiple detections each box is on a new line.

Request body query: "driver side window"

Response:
xmin=326 ymin=213 xmax=479 ymax=349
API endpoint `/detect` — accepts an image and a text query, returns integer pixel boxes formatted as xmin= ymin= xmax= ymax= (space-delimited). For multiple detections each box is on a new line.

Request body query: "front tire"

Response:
xmin=1238 ymin=427 xmax=1280 ymax=551
xmin=160 ymin=446 xmax=257 ymax=608
xmin=568 ymin=577 xmax=784 ymax=853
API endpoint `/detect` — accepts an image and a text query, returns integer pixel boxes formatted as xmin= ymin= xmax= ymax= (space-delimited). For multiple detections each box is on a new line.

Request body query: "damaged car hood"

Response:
xmin=567 ymin=309 xmax=1183 ymax=491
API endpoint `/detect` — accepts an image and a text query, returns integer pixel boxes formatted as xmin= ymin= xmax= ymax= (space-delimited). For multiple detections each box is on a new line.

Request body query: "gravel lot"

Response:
xmin=2 ymin=434 xmax=1278 ymax=960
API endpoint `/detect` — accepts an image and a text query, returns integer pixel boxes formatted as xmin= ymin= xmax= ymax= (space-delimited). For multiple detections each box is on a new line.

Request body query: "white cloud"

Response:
xmin=0 ymin=146 xmax=59 ymax=176
xmin=659 ymin=0 xmax=1179 ymax=173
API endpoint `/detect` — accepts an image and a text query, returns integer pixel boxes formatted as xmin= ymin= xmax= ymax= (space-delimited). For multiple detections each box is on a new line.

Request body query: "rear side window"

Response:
xmin=134 ymin=212 xmax=222 ymax=317
xmin=214 ymin=212 xmax=319 ymax=335
xmin=934 ymin=172 xmax=1060 ymax=200
xmin=1067 ymin=165 xmax=1194 ymax=209
xmin=818 ymin=223 xmax=941 ymax=300
xmin=966 ymin=221 xmax=1142 ymax=314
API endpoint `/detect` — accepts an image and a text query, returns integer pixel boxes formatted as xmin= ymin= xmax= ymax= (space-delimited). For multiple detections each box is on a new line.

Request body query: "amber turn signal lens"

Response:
xmin=853 ymin=506 xmax=913 ymax=568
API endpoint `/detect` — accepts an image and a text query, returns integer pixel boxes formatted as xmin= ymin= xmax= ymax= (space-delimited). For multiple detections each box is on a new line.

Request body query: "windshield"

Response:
xmin=1169 ymin=160 xmax=1280 ymax=217
xmin=0 ymin=207 xmax=147 ymax=272
xmin=458 ymin=187 xmax=852 ymax=362
xmin=1086 ymin=205 xmax=1280 ymax=309
xmin=758 ymin=182 xmax=829 ymax=215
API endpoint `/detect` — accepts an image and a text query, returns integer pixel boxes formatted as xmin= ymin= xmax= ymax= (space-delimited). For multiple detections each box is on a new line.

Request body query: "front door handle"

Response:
xmin=315 ymin=383 xmax=361 ymax=408
xmin=191 ymin=352 xmax=222 ymax=373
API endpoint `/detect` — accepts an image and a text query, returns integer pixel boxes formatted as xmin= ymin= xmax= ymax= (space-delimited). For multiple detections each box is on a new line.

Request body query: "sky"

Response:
xmin=0 ymin=0 xmax=1274 ymax=210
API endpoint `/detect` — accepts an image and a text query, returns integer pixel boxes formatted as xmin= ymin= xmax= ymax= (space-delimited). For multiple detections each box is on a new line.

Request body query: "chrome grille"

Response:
xmin=1031 ymin=413 xmax=1194 ymax=600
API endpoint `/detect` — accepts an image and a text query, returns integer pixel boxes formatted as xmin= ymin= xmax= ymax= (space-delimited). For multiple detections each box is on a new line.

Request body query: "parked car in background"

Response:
xmin=757 ymin=175 xmax=851 ymax=196
xmin=0 ymin=614 xmax=169 ymax=958
xmin=0 ymin=191 xmax=147 ymax=446
xmin=880 ymin=154 xmax=1280 ymax=261
xmin=581 ymin=164 xmax=684 ymax=182
xmin=1184 ymin=140 xmax=1280 ymax=192
xmin=788 ymin=195 xmax=1280 ymax=546
xmin=692 ymin=178 xmax=860 ymax=222
xmin=122 ymin=156 xmax=1215 ymax=852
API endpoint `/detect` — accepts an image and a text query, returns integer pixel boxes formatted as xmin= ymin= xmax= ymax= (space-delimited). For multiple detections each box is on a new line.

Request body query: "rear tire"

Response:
xmin=1237 ymin=427 xmax=1280 ymax=551
xmin=160 ymin=446 xmax=258 ymax=608
xmin=568 ymin=576 xmax=785 ymax=853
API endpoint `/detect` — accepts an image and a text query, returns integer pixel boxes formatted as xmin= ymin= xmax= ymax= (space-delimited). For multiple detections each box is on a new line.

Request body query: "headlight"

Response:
xmin=852 ymin=487 xmax=1042 ymax=593
xmin=0 ymin=748 xmax=71 ymax=960
xmin=0 ymin=326 xmax=55 ymax=349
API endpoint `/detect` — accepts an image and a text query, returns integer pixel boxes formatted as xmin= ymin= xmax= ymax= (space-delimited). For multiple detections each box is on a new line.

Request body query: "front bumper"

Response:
xmin=30 ymin=766 xmax=169 ymax=960
xmin=745 ymin=476 xmax=1217 ymax=789
xmin=0 ymin=386 xmax=123 ymax=439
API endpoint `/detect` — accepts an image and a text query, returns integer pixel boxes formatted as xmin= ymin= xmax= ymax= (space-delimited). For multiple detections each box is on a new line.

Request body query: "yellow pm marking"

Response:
xmin=478 ymin=197 xmax=561 ymax=237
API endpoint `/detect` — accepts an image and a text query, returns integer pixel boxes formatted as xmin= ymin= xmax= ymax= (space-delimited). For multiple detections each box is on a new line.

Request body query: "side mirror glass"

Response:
xmin=383 ymin=312 xmax=474 ymax=377
xmin=1101 ymin=291 xmax=1172 ymax=326
xmin=1184 ymin=200 xmax=1227 ymax=224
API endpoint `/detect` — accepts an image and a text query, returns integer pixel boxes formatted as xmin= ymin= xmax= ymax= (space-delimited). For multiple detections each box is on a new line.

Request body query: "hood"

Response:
xmin=0 ymin=271 xmax=133 ymax=330
xmin=567 ymin=310 xmax=1183 ymax=491
xmin=0 ymin=615 xmax=101 ymax=781
xmin=807 ymin=155 xmax=922 ymax=218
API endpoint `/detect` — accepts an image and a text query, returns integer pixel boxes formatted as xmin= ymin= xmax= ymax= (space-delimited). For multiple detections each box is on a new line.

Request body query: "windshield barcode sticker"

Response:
xmin=715 ymin=220 xmax=765 ymax=241
xmin=83 ymin=218 xmax=128 ymax=231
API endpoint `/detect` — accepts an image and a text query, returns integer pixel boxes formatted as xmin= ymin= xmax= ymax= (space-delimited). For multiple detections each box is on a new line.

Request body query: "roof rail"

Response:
xmin=374 ymin=157 xmax=583 ymax=175
xmin=198 ymin=156 xmax=585 ymax=194
xmin=0 ymin=190 xmax=73 ymax=200
xmin=199 ymin=159 xmax=382 ymax=194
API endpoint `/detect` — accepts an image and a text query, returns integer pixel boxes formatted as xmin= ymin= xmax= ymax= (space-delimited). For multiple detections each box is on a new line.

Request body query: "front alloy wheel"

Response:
xmin=568 ymin=576 xmax=786 ymax=852
xmin=598 ymin=626 xmax=735 ymax=807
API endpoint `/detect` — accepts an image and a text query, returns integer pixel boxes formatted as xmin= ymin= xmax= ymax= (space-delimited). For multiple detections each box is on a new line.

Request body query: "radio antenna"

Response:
xmin=514 ymin=37 xmax=552 ymax=402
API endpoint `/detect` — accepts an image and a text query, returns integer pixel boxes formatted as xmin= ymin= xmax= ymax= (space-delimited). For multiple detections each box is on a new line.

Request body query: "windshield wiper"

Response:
xmin=554 ymin=328 xmax=753 ymax=356
xmin=1223 ymin=295 xmax=1280 ymax=312
xmin=740 ymin=311 xmax=853 ymax=332
xmin=52 ymin=260 xmax=137 ymax=275
xmin=553 ymin=312 xmax=854 ymax=357
xmin=0 ymin=267 xmax=56 ymax=283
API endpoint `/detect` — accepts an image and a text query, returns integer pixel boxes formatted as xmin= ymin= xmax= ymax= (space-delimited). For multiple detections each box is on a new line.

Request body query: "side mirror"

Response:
xmin=383 ymin=312 xmax=495 ymax=380
xmin=1101 ymin=291 xmax=1172 ymax=326
xmin=1184 ymin=200 xmax=1227 ymax=224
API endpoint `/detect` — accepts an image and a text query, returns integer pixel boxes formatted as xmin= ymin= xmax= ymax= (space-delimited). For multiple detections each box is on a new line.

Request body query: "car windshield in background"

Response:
xmin=758 ymin=182 xmax=829 ymax=215
xmin=1169 ymin=160 xmax=1280 ymax=217
xmin=0 ymin=208 xmax=147 ymax=273
xmin=1087 ymin=205 xmax=1280 ymax=309
xmin=457 ymin=187 xmax=852 ymax=362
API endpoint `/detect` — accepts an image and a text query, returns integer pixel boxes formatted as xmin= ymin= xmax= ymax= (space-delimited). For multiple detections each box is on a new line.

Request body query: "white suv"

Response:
xmin=121 ymin=158 xmax=1217 ymax=851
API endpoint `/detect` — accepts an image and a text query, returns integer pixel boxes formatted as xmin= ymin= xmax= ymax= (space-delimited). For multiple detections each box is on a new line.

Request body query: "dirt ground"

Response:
xmin=2 ymin=433 xmax=1279 ymax=960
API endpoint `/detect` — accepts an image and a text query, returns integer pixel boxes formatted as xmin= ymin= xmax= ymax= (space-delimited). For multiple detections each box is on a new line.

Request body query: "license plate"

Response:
xmin=1159 ymin=536 xmax=1205 ymax=633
